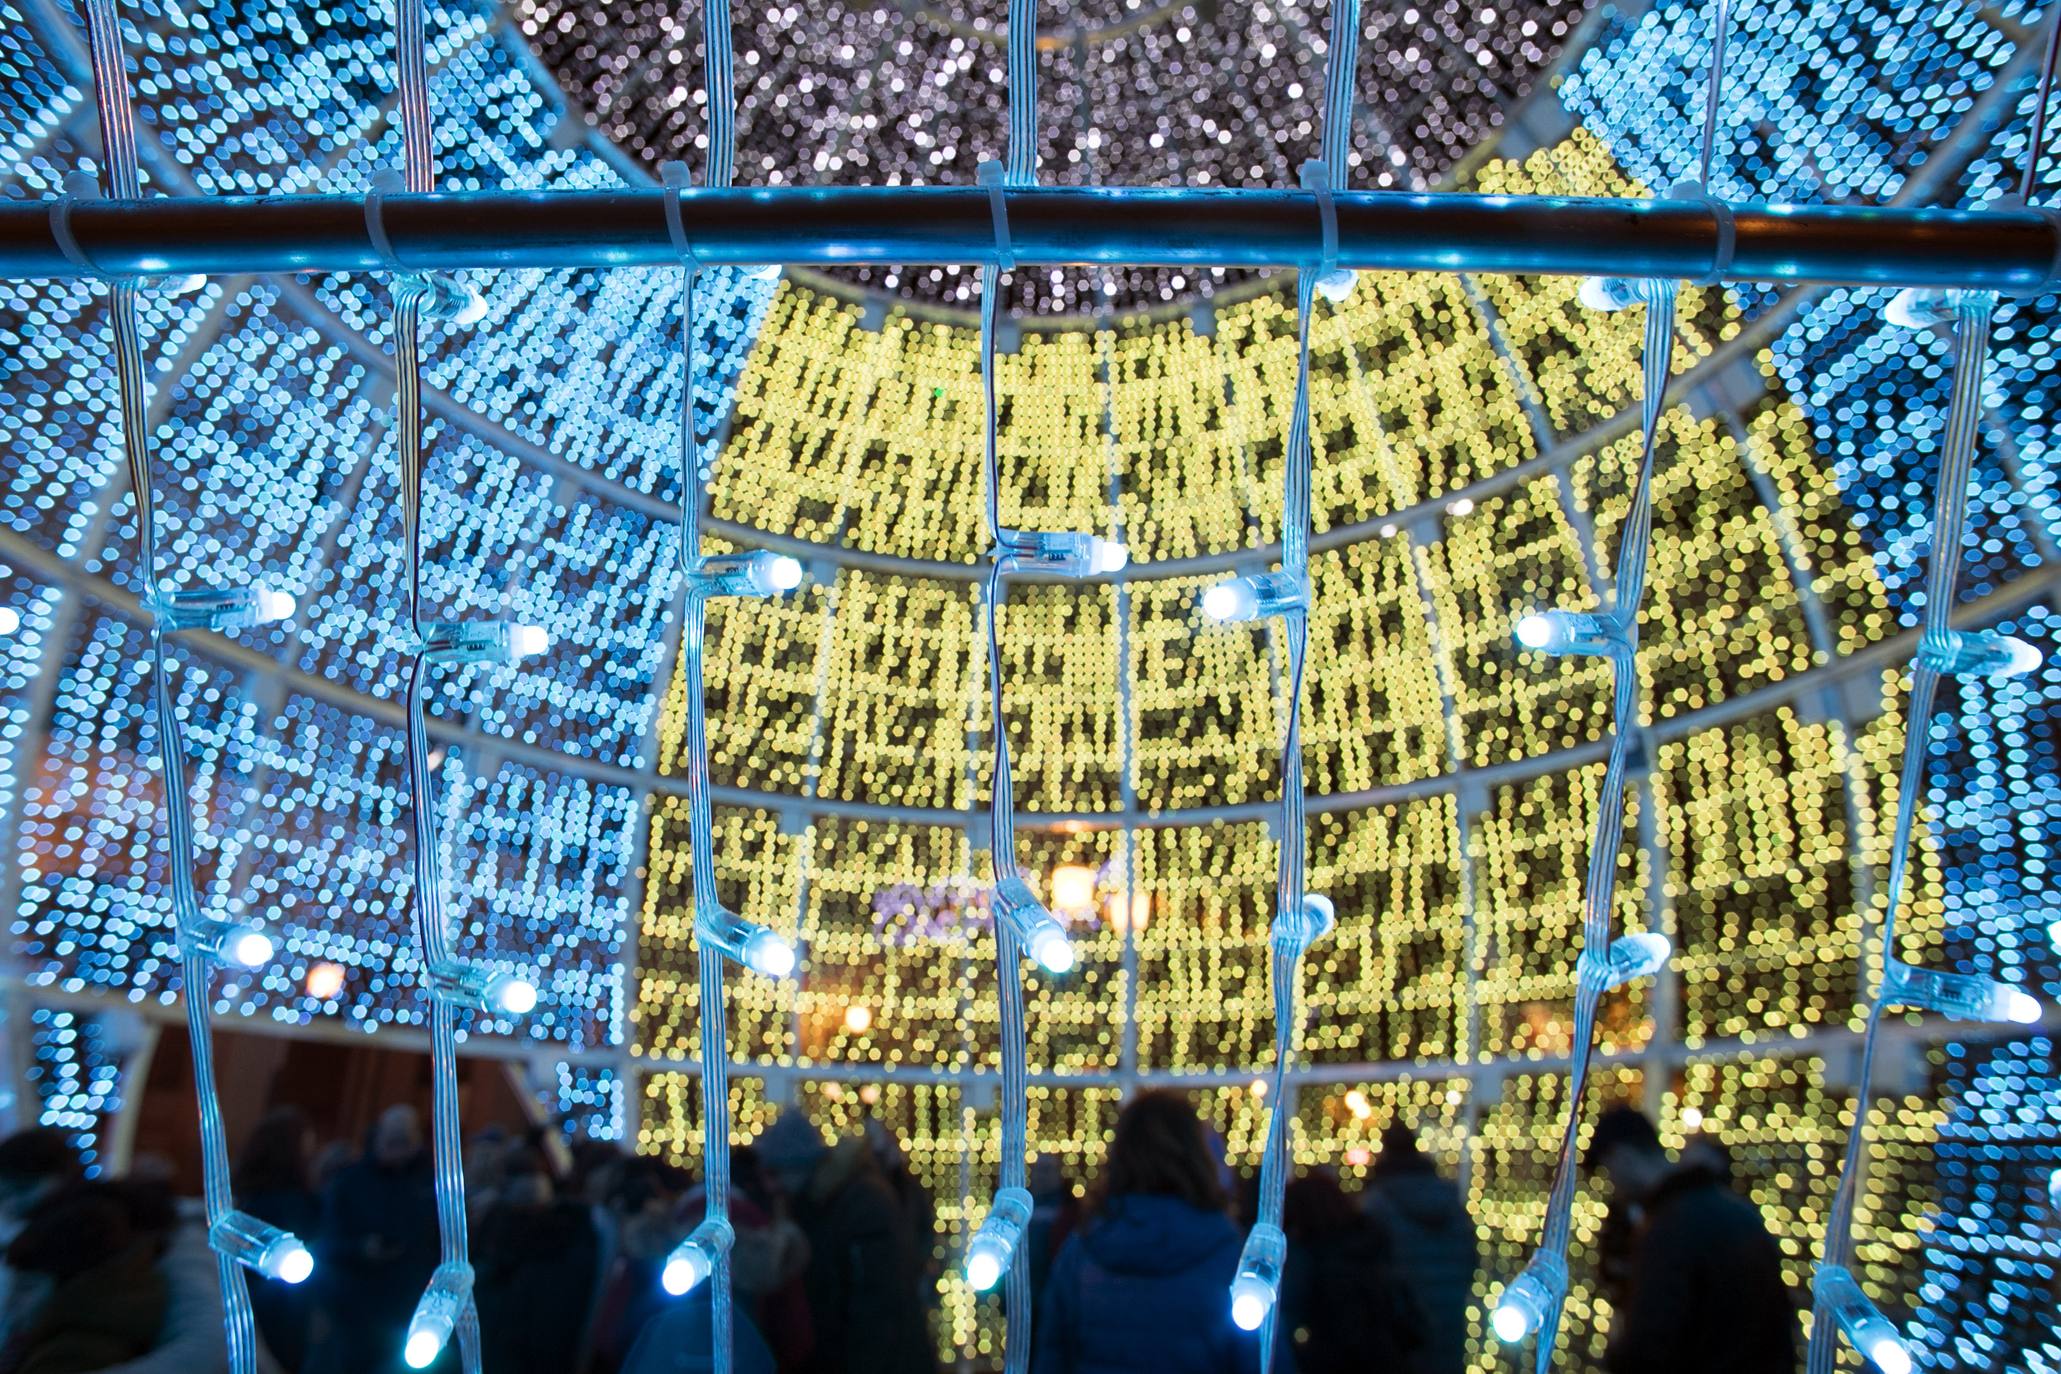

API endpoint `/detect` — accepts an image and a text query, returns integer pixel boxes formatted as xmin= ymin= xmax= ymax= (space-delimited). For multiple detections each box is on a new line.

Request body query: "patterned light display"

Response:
xmin=0 ymin=0 xmax=2058 ymax=1370
xmin=513 ymin=0 xmax=1594 ymax=311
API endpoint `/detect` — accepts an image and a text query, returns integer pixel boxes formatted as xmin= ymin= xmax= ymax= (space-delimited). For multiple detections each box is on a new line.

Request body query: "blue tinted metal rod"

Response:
xmin=3 ymin=189 xmax=2054 ymax=290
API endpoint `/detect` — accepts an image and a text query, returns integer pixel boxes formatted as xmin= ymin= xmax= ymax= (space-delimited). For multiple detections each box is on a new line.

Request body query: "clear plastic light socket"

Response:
xmin=1201 ymin=571 xmax=1307 ymax=624
xmin=403 ymin=270 xmax=489 ymax=327
xmin=419 ymin=620 xmax=550 ymax=665
xmin=661 ymin=1217 xmax=734 ymax=1296
xmin=208 ymin=1210 xmax=313 ymax=1285
xmin=695 ymin=907 xmax=797 ymax=978
xmin=1313 ymin=266 xmax=1359 ymax=303
xmin=1815 ymin=1264 xmax=1913 ymax=1374
xmin=404 ymin=1261 xmax=474 ymax=1369
xmin=148 ymin=584 xmax=296 ymax=633
xmin=1883 ymin=286 xmax=1971 ymax=331
xmin=1273 ymin=893 xmax=1336 ymax=955
xmin=1228 ymin=1222 xmax=1286 ymax=1331
xmin=992 ymin=875 xmax=1076 ymax=974
xmin=996 ymin=528 xmax=1128 ymax=577
xmin=425 ymin=959 xmax=540 ymax=1016
xmin=1491 ymin=1249 xmax=1567 ymax=1344
xmin=1577 ymin=931 xmax=1672 ymax=993
xmin=139 ymin=271 xmax=208 ymax=297
xmin=1578 ymin=276 xmax=1648 ymax=312
xmin=184 ymin=916 xmax=275 ymax=970
xmin=743 ymin=264 xmax=783 ymax=284
xmin=1878 ymin=958 xmax=2040 ymax=1024
xmin=686 ymin=551 xmax=805 ymax=600
xmin=1913 ymin=628 xmax=2043 ymax=680
xmin=1513 ymin=608 xmax=1619 ymax=657
xmin=965 ymin=1186 xmax=1033 ymax=1293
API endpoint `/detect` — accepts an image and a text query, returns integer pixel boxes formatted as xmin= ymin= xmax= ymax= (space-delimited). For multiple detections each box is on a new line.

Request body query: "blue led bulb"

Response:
xmin=1492 ymin=1249 xmax=1567 ymax=1344
xmin=1577 ymin=931 xmax=1672 ymax=992
xmin=404 ymin=1261 xmax=474 ymax=1370
xmin=1578 ymin=276 xmax=1652 ymax=312
xmin=148 ymin=585 xmax=296 ymax=634
xmin=1514 ymin=608 xmax=1621 ymax=656
xmin=398 ymin=271 xmax=489 ymax=327
xmin=418 ymin=621 xmax=550 ymax=664
xmin=995 ymin=528 xmax=1128 ymax=577
xmin=992 ymin=875 xmax=1075 ymax=975
xmin=425 ymin=959 xmax=539 ymax=1016
xmin=1878 ymin=959 xmax=2040 ymax=1024
xmin=208 ymin=1210 xmax=313 ymax=1285
xmin=1273 ymin=893 xmax=1336 ymax=956
xmin=1229 ymin=1222 xmax=1286 ymax=1331
xmin=684 ymin=551 xmax=805 ymax=600
xmin=1814 ymin=1264 xmax=1912 ymax=1374
xmin=965 ymin=1186 xmax=1033 ymax=1293
xmin=695 ymin=907 xmax=797 ymax=979
xmin=1913 ymin=628 xmax=2043 ymax=680
xmin=662 ymin=1217 xmax=734 ymax=1296
xmin=183 ymin=916 xmax=275 ymax=971
xmin=1201 ymin=571 xmax=1307 ymax=623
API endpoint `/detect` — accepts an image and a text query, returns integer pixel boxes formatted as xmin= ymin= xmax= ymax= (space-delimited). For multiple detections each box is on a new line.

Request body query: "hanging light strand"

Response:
xmin=1491 ymin=276 xmax=1681 ymax=1370
xmin=962 ymin=0 xmax=1121 ymax=1363
xmin=1696 ymin=0 xmax=1730 ymax=190
xmin=1222 ymin=0 xmax=1360 ymax=1359
xmin=1804 ymin=282 xmax=2046 ymax=1374
xmin=74 ymin=7 xmax=311 ymax=1373
xmin=384 ymin=4 xmax=546 ymax=1370
xmin=654 ymin=4 xmax=803 ymax=1371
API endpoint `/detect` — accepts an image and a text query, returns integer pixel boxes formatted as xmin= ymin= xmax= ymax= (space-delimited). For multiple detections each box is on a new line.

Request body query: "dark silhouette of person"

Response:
xmin=0 ymin=1178 xmax=174 ymax=1374
xmin=1586 ymin=1105 xmax=1796 ymax=1374
xmin=1362 ymin=1124 xmax=1478 ymax=1374
xmin=310 ymin=1105 xmax=440 ymax=1374
xmin=234 ymin=1107 xmax=321 ymax=1370
xmin=1279 ymin=1170 xmax=1421 ymax=1373
xmin=473 ymin=1141 xmax=600 ymax=1374
xmin=758 ymin=1113 xmax=933 ymax=1374
xmin=1030 ymin=1090 xmax=1279 ymax=1374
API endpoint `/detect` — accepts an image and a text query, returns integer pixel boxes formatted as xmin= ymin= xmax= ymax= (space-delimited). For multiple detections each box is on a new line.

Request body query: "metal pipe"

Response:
xmin=5 ymin=188 xmax=2056 ymax=290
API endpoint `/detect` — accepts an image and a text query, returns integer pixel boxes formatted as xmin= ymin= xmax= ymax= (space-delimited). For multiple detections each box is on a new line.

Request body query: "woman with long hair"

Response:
xmin=1032 ymin=1092 xmax=1273 ymax=1374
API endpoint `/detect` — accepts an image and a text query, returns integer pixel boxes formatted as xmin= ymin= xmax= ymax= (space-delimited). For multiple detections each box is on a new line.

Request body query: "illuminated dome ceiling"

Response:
xmin=513 ymin=0 xmax=1596 ymax=311
xmin=3 ymin=0 xmax=2061 ymax=1367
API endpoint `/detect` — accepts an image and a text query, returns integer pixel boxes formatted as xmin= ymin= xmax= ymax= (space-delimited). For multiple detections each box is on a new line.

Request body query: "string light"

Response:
xmin=1806 ymin=284 xmax=2043 ymax=1374
xmin=405 ymin=1262 xmax=476 ymax=1371
xmin=651 ymin=5 xmax=808 ymax=1373
xmin=1223 ymin=1 xmax=1360 ymax=1361
xmin=1491 ymin=272 xmax=1681 ymax=1367
xmin=71 ymin=5 xmax=306 ymax=1369
xmin=383 ymin=5 xmax=537 ymax=1370
xmin=662 ymin=1218 xmax=735 ymax=1297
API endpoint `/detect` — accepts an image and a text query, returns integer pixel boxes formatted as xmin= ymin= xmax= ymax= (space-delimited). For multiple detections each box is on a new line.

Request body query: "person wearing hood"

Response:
xmin=1362 ymin=1124 xmax=1477 ymax=1374
xmin=473 ymin=1140 xmax=600 ymax=1374
xmin=1031 ymin=1091 xmax=1279 ymax=1374
xmin=758 ymin=1113 xmax=932 ymax=1374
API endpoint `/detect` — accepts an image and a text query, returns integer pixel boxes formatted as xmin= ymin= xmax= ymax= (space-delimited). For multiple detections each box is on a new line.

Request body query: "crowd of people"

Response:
xmin=0 ymin=1094 xmax=1801 ymax=1374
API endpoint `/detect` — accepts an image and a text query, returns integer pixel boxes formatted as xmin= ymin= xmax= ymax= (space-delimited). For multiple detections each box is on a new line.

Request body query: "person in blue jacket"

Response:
xmin=1031 ymin=1091 xmax=1282 ymax=1374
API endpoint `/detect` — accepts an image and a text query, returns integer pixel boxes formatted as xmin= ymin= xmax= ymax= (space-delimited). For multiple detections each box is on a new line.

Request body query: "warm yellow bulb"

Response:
xmin=1050 ymin=865 xmax=1098 ymax=912
xmin=844 ymin=1004 xmax=874 ymax=1034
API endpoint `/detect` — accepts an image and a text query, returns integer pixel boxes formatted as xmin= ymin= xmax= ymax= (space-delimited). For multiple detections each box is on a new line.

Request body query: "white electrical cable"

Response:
xmin=1218 ymin=0 xmax=1359 ymax=1362
xmin=383 ymin=5 xmax=543 ymax=1371
xmin=657 ymin=5 xmax=805 ymax=1372
xmin=75 ymin=7 xmax=309 ymax=1372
